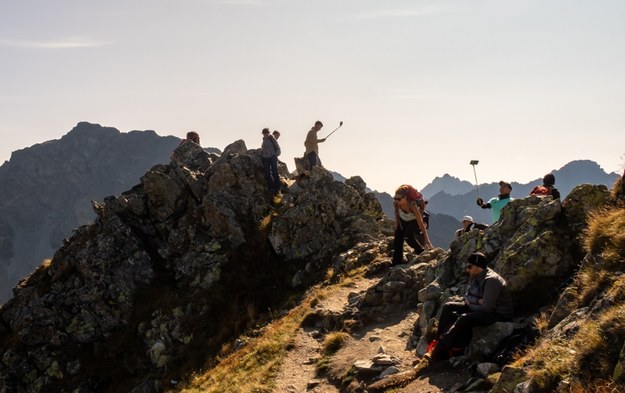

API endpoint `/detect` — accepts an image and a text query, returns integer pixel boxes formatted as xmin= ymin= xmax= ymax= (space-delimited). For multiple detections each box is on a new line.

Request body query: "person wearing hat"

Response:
xmin=476 ymin=181 xmax=513 ymax=222
xmin=413 ymin=252 xmax=514 ymax=373
xmin=392 ymin=185 xmax=433 ymax=265
xmin=261 ymin=128 xmax=281 ymax=195
xmin=530 ymin=173 xmax=560 ymax=199
xmin=454 ymin=215 xmax=489 ymax=238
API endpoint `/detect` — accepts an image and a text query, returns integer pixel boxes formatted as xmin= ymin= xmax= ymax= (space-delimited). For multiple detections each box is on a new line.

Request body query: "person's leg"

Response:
xmin=392 ymin=222 xmax=406 ymax=265
xmin=434 ymin=311 xmax=499 ymax=360
xmin=261 ymin=157 xmax=273 ymax=192
xmin=307 ymin=152 xmax=318 ymax=169
xmin=402 ymin=220 xmax=424 ymax=254
xmin=436 ymin=302 xmax=469 ymax=339
xmin=270 ymin=155 xmax=280 ymax=193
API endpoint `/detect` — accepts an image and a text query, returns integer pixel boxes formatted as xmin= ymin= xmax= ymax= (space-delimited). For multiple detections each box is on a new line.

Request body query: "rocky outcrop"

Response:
xmin=0 ymin=141 xmax=385 ymax=392
xmin=319 ymin=187 xmax=610 ymax=389
xmin=0 ymin=122 xmax=186 ymax=302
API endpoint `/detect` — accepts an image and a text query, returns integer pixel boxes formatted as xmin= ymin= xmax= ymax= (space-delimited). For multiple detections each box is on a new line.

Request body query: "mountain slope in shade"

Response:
xmin=0 ymin=122 xmax=184 ymax=301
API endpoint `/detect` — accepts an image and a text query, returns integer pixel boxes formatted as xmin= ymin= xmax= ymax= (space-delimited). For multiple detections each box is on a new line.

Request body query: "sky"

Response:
xmin=1 ymin=0 xmax=624 ymax=194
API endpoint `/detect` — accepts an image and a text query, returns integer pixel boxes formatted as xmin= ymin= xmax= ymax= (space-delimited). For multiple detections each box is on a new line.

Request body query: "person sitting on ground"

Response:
xmin=477 ymin=181 xmax=513 ymax=222
xmin=304 ymin=120 xmax=325 ymax=169
xmin=260 ymin=128 xmax=281 ymax=195
xmin=413 ymin=252 xmax=514 ymax=373
xmin=454 ymin=216 xmax=488 ymax=238
xmin=392 ymin=185 xmax=433 ymax=265
xmin=530 ymin=173 xmax=560 ymax=199
xmin=272 ymin=130 xmax=281 ymax=140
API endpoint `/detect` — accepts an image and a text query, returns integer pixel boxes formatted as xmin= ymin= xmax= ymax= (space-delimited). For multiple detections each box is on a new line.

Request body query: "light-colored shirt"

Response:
xmin=304 ymin=128 xmax=321 ymax=155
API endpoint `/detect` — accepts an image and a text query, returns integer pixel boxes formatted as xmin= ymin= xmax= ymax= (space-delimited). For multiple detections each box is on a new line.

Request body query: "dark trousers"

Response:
xmin=431 ymin=301 xmax=507 ymax=361
xmin=392 ymin=218 xmax=424 ymax=264
xmin=261 ymin=155 xmax=280 ymax=194
xmin=306 ymin=151 xmax=321 ymax=169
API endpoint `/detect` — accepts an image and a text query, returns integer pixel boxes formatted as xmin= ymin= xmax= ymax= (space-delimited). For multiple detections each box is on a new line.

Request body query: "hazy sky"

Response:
xmin=1 ymin=0 xmax=624 ymax=194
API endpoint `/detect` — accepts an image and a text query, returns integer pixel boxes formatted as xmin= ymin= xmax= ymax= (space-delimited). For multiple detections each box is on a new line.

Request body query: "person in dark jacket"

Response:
xmin=261 ymin=128 xmax=281 ymax=195
xmin=530 ymin=173 xmax=560 ymax=199
xmin=414 ymin=252 xmax=514 ymax=372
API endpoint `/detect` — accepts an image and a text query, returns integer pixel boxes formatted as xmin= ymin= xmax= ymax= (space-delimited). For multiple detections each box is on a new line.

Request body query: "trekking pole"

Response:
xmin=470 ymin=160 xmax=480 ymax=199
xmin=324 ymin=121 xmax=344 ymax=140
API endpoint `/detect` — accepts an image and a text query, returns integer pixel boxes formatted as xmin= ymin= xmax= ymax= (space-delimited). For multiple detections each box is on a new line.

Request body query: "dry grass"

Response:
xmin=584 ymin=207 xmax=625 ymax=269
xmin=515 ymin=302 xmax=625 ymax=390
xmin=178 ymin=267 xmax=366 ymax=393
xmin=321 ymin=332 xmax=349 ymax=355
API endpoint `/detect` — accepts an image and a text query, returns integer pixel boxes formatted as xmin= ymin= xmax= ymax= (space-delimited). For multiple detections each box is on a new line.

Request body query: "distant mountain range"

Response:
xmin=366 ymin=161 xmax=619 ymax=249
xmin=0 ymin=122 xmax=619 ymax=302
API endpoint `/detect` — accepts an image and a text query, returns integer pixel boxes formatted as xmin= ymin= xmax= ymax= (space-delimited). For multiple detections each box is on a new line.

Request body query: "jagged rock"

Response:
xmin=0 ymin=141 xmax=386 ymax=392
xmin=476 ymin=362 xmax=500 ymax=377
xmin=468 ymin=322 xmax=515 ymax=361
xmin=379 ymin=365 xmax=399 ymax=378
xmin=490 ymin=366 xmax=529 ymax=393
xmin=0 ymin=122 xmax=182 ymax=302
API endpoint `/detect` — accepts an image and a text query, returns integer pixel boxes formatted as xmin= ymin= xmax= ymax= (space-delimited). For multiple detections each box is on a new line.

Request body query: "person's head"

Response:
xmin=313 ymin=120 xmax=323 ymax=131
xmin=499 ymin=181 xmax=512 ymax=196
xmin=543 ymin=173 xmax=556 ymax=187
xmin=262 ymin=128 xmax=270 ymax=136
xmin=272 ymin=130 xmax=281 ymax=139
xmin=186 ymin=131 xmax=200 ymax=144
xmin=466 ymin=252 xmax=488 ymax=277
xmin=462 ymin=215 xmax=473 ymax=229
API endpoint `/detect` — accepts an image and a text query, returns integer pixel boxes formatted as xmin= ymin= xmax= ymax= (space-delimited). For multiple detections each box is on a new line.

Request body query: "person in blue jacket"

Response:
xmin=477 ymin=181 xmax=513 ymax=222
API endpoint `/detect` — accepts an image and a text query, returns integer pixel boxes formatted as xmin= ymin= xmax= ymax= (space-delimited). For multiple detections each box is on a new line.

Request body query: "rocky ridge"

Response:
xmin=0 ymin=139 xmax=387 ymax=392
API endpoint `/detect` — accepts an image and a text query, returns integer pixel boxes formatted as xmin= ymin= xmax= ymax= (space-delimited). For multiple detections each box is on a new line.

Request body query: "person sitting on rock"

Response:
xmin=413 ymin=252 xmax=514 ymax=374
xmin=454 ymin=215 xmax=488 ymax=238
xmin=477 ymin=181 xmax=513 ymax=222
xmin=530 ymin=173 xmax=560 ymax=199
xmin=392 ymin=185 xmax=433 ymax=265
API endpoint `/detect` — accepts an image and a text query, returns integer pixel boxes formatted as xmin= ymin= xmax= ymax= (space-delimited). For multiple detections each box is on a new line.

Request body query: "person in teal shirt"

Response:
xmin=476 ymin=181 xmax=513 ymax=222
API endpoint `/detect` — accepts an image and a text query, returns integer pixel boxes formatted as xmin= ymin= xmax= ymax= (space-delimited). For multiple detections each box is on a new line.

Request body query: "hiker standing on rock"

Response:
xmin=392 ymin=185 xmax=433 ymax=265
xmin=304 ymin=121 xmax=325 ymax=169
xmin=261 ymin=128 xmax=281 ymax=195
xmin=477 ymin=181 xmax=513 ymax=222
xmin=413 ymin=252 xmax=514 ymax=374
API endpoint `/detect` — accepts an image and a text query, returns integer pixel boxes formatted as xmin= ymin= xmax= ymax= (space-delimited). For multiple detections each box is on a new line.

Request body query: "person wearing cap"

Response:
xmin=304 ymin=120 xmax=326 ymax=169
xmin=530 ymin=173 xmax=560 ymax=199
xmin=261 ymin=128 xmax=281 ymax=195
xmin=476 ymin=181 xmax=513 ymax=222
xmin=413 ymin=252 xmax=514 ymax=373
xmin=392 ymin=185 xmax=433 ymax=265
xmin=454 ymin=216 xmax=488 ymax=238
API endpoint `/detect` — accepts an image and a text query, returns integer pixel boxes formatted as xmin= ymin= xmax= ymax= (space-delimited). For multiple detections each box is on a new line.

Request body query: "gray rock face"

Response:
xmin=343 ymin=185 xmax=608 ymax=363
xmin=0 ymin=139 xmax=385 ymax=392
xmin=0 ymin=122 xmax=183 ymax=302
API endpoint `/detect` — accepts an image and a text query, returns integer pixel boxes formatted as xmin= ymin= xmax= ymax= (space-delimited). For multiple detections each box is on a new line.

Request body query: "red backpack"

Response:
xmin=530 ymin=186 xmax=550 ymax=196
